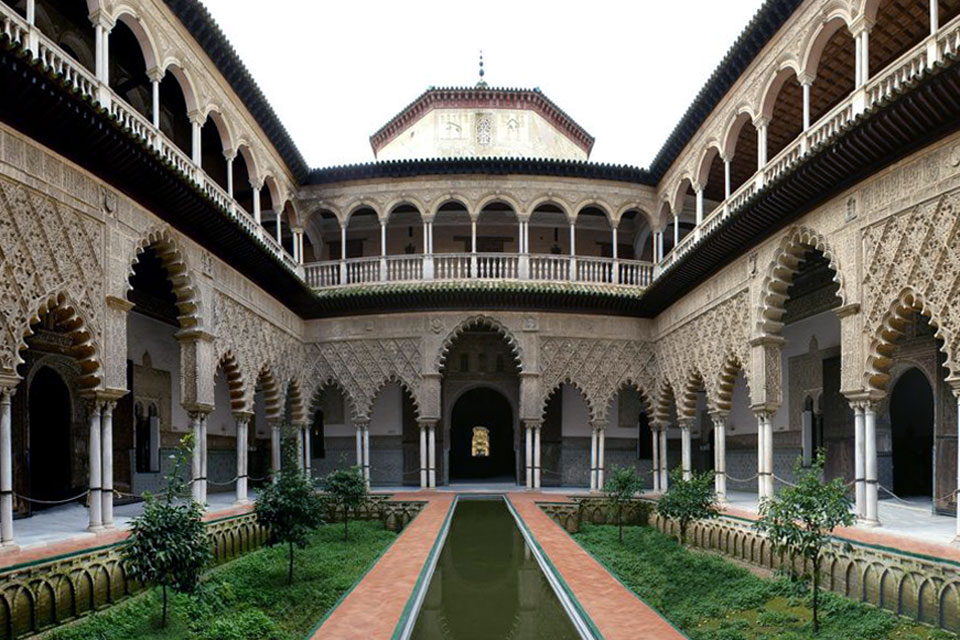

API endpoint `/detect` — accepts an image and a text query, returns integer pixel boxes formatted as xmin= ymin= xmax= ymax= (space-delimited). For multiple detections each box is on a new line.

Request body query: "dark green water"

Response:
xmin=410 ymin=499 xmax=580 ymax=640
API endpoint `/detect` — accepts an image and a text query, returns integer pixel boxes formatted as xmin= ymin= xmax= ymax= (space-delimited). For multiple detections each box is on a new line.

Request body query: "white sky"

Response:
xmin=200 ymin=0 xmax=763 ymax=169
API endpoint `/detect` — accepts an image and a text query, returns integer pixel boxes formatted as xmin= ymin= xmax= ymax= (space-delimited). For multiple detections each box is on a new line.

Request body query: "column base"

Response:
xmin=87 ymin=524 xmax=104 ymax=533
xmin=857 ymin=517 xmax=881 ymax=528
xmin=0 ymin=540 xmax=19 ymax=554
xmin=233 ymin=498 xmax=252 ymax=507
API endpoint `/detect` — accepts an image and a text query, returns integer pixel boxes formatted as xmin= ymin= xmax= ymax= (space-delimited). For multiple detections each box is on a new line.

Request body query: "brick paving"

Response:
xmin=311 ymin=492 xmax=455 ymax=640
xmin=508 ymin=492 xmax=685 ymax=640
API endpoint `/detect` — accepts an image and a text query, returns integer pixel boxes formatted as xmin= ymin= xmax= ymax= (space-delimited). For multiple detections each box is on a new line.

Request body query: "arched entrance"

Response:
xmin=450 ymin=388 xmax=515 ymax=481
xmin=28 ymin=366 xmax=72 ymax=508
xmin=890 ymin=367 xmax=934 ymax=497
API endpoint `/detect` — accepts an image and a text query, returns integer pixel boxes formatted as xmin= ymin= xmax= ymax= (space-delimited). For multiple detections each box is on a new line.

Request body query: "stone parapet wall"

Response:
xmin=653 ymin=512 xmax=960 ymax=633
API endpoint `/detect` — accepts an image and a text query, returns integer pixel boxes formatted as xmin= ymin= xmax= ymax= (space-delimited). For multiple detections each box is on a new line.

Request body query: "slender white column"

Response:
xmin=101 ymin=25 xmax=110 ymax=86
xmin=191 ymin=119 xmax=202 ymax=167
xmin=151 ymin=79 xmax=160 ymax=129
xmin=801 ymin=409 xmax=814 ymax=466
xmin=680 ymin=422 xmax=692 ymax=480
xmin=355 ymin=423 xmax=363 ymax=469
xmin=863 ymin=31 xmax=872 ymax=82
xmin=659 ymin=428 xmax=669 ymax=490
xmin=712 ymin=414 xmax=727 ymax=500
xmin=26 ymin=0 xmax=34 ymax=25
xmin=534 ymin=425 xmax=542 ymax=489
xmin=362 ymin=424 xmax=371 ymax=485
xmin=589 ymin=428 xmax=598 ymax=490
xmin=651 ymin=426 xmax=661 ymax=493
xmin=275 ymin=210 xmax=282 ymax=244
xmin=101 ymin=402 xmax=114 ymax=528
xmin=764 ymin=413 xmax=774 ymax=498
xmin=428 ymin=424 xmax=437 ymax=488
xmin=303 ymin=423 xmax=311 ymax=476
xmin=88 ymin=401 xmax=103 ymax=531
xmin=597 ymin=428 xmax=605 ymax=489
xmin=932 ymin=0 xmax=940 ymax=34
xmin=191 ymin=412 xmax=203 ymax=502
xmin=0 ymin=389 xmax=12 ymax=547
xmin=235 ymin=415 xmax=248 ymax=504
xmin=525 ymin=424 xmax=533 ymax=489
xmin=695 ymin=189 xmax=703 ymax=226
xmin=380 ymin=222 xmax=387 ymax=257
xmin=723 ymin=159 xmax=731 ymax=199
xmin=225 ymin=155 xmax=235 ymax=198
xmin=340 ymin=223 xmax=348 ymax=283
xmin=864 ymin=403 xmax=880 ymax=526
xmin=270 ymin=422 xmax=281 ymax=479
xmin=471 ymin=221 xmax=477 ymax=253
xmin=756 ymin=412 xmax=766 ymax=499
xmin=853 ymin=403 xmax=865 ymax=518
xmin=428 ymin=222 xmax=434 ymax=253
xmin=611 ymin=227 xmax=619 ymax=259
xmin=855 ymin=34 xmax=863 ymax=87
xmin=802 ymin=80 xmax=812 ymax=131
xmin=757 ymin=121 xmax=768 ymax=169
xmin=252 ymin=185 xmax=261 ymax=223
xmin=419 ymin=424 xmax=428 ymax=488
xmin=673 ymin=214 xmax=679 ymax=247
xmin=200 ymin=414 xmax=208 ymax=502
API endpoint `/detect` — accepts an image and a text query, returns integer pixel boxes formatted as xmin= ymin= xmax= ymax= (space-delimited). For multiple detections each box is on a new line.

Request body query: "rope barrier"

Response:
xmin=772 ymin=474 xmax=798 ymax=488
xmin=724 ymin=472 xmax=759 ymax=483
xmin=14 ymin=490 xmax=90 ymax=505
xmin=206 ymin=477 xmax=239 ymax=487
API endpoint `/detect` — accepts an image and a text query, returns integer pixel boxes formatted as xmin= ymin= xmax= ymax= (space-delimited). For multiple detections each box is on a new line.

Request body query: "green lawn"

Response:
xmin=46 ymin=521 xmax=396 ymax=640
xmin=574 ymin=524 xmax=956 ymax=640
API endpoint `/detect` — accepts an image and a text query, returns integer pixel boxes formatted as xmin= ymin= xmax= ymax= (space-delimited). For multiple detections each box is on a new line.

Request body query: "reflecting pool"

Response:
xmin=410 ymin=499 xmax=580 ymax=639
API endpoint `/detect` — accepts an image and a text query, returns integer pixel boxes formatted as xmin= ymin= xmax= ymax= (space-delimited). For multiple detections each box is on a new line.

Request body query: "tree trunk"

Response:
xmin=288 ymin=542 xmax=295 ymax=585
xmin=343 ymin=505 xmax=349 ymax=540
xmin=161 ymin=584 xmax=168 ymax=628
xmin=812 ymin=553 xmax=820 ymax=634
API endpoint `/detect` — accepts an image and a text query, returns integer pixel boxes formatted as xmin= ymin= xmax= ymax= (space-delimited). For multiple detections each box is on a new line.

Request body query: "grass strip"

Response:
xmin=574 ymin=523 xmax=956 ymax=640
xmin=45 ymin=521 xmax=395 ymax=640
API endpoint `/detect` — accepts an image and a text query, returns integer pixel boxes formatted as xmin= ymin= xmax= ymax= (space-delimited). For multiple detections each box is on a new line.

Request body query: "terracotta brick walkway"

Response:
xmin=312 ymin=492 xmax=454 ymax=639
xmin=508 ymin=492 xmax=685 ymax=640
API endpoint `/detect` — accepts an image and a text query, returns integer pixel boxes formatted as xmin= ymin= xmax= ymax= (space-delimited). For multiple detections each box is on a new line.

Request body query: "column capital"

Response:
xmin=677 ymin=416 xmax=695 ymax=430
xmin=850 ymin=15 xmax=875 ymax=37
xmin=750 ymin=405 xmax=776 ymax=420
xmin=88 ymin=9 xmax=115 ymax=30
xmin=523 ymin=419 xmax=543 ymax=430
xmin=187 ymin=109 xmax=206 ymax=126
xmin=185 ymin=405 xmax=213 ymax=418
xmin=708 ymin=410 xmax=729 ymax=424
xmin=752 ymin=114 xmax=771 ymax=129
xmin=146 ymin=66 xmax=165 ymax=83
xmin=843 ymin=390 xmax=884 ymax=411
xmin=797 ymin=71 xmax=816 ymax=87
xmin=223 ymin=148 xmax=238 ymax=163
xmin=418 ymin=419 xmax=439 ymax=429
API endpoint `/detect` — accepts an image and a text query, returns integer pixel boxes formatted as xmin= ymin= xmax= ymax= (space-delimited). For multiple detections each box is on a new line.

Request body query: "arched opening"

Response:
xmin=606 ymin=386 xmax=652 ymax=488
xmin=617 ymin=210 xmax=650 ymax=261
xmin=27 ymin=1 xmax=96 ymax=71
xmin=309 ymin=384 xmax=351 ymax=478
xmin=809 ymin=23 xmax=856 ymax=125
xmin=889 ymin=368 xmax=934 ymax=498
xmin=27 ymin=367 xmax=72 ymax=508
xmin=384 ymin=204 xmax=424 ymax=261
xmin=233 ymin=146 xmax=255 ymax=215
xmin=368 ymin=381 xmax=419 ymax=486
xmin=432 ymin=200 xmax=471 ymax=251
xmin=259 ymin=180 xmax=277 ymax=239
xmin=870 ymin=1 xmax=937 ymax=74
xmin=441 ymin=323 xmax=520 ymax=485
xmin=727 ymin=114 xmax=758 ymax=195
xmin=109 ymin=20 xmax=150 ymax=119
xmin=251 ymin=370 xmax=280 ymax=485
xmin=343 ymin=207 xmax=377 ymax=261
xmin=528 ymin=204 xmax=568 ymax=257
xmin=540 ymin=388 xmax=563 ymax=486
xmin=766 ymin=70 xmax=803 ymax=159
xmin=557 ymin=384 xmax=594 ymax=487
xmin=450 ymin=388 xmax=514 ymax=480
xmin=125 ymin=244 xmax=184 ymax=498
xmin=699 ymin=148 xmax=726 ymax=214
xmin=771 ymin=245 xmax=846 ymax=493
xmin=475 ymin=202 xmax=519 ymax=277
xmin=200 ymin=114 xmax=229 ymax=191
xmin=574 ymin=206 xmax=611 ymax=258
xmin=158 ymin=71 xmax=191 ymax=155
xmin=278 ymin=201 xmax=295 ymax=255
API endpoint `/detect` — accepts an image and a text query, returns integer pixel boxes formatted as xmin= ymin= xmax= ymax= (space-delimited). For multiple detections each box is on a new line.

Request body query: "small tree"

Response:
xmin=255 ymin=438 xmax=325 ymax=584
xmin=756 ymin=451 xmax=854 ymax=634
xmin=323 ymin=465 xmax=367 ymax=540
xmin=123 ymin=435 xmax=210 ymax=628
xmin=656 ymin=468 xmax=719 ymax=545
xmin=602 ymin=465 xmax=644 ymax=543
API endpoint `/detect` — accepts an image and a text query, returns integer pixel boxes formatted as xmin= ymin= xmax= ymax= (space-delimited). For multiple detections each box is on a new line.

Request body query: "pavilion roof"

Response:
xmin=368 ymin=86 xmax=596 ymax=157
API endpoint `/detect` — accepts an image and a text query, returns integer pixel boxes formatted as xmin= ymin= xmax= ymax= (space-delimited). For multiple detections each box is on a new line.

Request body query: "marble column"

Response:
xmin=0 ymin=389 xmax=13 ymax=546
xmin=87 ymin=401 xmax=103 ymax=531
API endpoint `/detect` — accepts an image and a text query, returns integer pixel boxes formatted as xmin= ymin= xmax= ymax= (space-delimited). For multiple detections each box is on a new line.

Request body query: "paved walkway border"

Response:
xmin=390 ymin=495 xmax=459 ymax=640
xmin=504 ymin=495 xmax=601 ymax=639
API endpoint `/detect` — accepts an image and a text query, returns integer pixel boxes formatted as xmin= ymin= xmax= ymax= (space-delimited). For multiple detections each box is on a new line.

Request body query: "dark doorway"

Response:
xmin=890 ymin=367 xmax=934 ymax=497
xmin=28 ymin=367 xmax=72 ymax=509
xmin=450 ymin=388 xmax=514 ymax=481
xmin=541 ymin=390 xmax=563 ymax=486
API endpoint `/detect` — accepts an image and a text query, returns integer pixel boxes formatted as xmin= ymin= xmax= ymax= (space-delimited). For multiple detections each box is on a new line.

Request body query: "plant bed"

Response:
xmin=574 ymin=524 xmax=955 ymax=640
xmin=43 ymin=521 xmax=395 ymax=640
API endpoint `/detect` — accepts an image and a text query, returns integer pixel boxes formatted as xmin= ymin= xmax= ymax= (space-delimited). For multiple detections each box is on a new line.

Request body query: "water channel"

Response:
xmin=409 ymin=498 xmax=581 ymax=639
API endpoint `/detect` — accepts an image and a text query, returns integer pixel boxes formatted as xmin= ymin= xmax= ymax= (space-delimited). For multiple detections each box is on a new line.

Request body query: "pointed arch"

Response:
xmin=216 ymin=351 xmax=245 ymax=413
xmin=653 ymin=379 xmax=677 ymax=426
xmin=865 ymin=287 xmax=956 ymax=392
xmin=283 ymin=378 xmax=305 ymax=424
xmin=679 ymin=368 xmax=706 ymax=419
xmin=757 ymin=225 xmax=846 ymax=337
xmin=128 ymin=226 xmax=203 ymax=330
xmin=254 ymin=365 xmax=281 ymax=421
xmin=603 ymin=378 xmax=654 ymax=422
xmin=16 ymin=291 xmax=103 ymax=389
xmin=308 ymin=377 xmax=357 ymax=423
xmin=539 ymin=378 xmax=599 ymax=425
xmin=435 ymin=315 xmax=523 ymax=373
xmin=714 ymin=353 xmax=750 ymax=413
xmin=366 ymin=374 xmax=422 ymax=423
